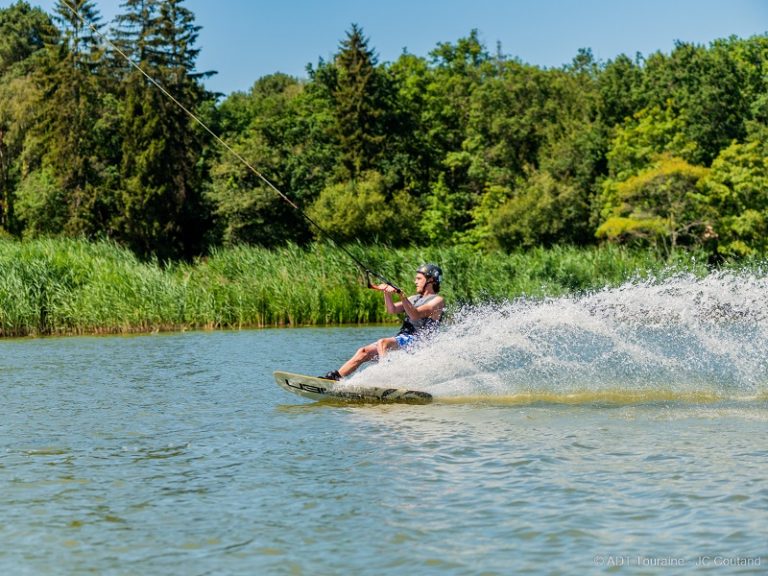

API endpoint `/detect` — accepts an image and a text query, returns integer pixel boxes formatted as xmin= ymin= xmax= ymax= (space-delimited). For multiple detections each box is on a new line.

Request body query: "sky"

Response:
xmin=6 ymin=0 xmax=768 ymax=96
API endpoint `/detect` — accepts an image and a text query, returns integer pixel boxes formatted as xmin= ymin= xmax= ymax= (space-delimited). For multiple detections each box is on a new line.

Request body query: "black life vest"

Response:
xmin=397 ymin=294 xmax=442 ymax=337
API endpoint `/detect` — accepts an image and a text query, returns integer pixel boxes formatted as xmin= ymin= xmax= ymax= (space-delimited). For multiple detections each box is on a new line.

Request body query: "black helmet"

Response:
xmin=416 ymin=263 xmax=442 ymax=285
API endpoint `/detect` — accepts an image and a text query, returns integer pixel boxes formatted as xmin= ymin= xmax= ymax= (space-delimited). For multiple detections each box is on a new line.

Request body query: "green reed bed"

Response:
xmin=0 ymin=238 xmax=711 ymax=337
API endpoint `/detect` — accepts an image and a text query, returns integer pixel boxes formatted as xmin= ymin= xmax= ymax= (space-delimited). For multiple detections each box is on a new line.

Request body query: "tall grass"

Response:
xmin=0 ymin=238 xmax=714 ymax=337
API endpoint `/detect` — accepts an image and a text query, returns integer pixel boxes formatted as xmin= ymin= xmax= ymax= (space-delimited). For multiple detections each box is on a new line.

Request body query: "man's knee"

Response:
xmin=377 ymin=337 xmax=396 ymax=352
xmin=355 ymin=346 xmax=373 ymax=359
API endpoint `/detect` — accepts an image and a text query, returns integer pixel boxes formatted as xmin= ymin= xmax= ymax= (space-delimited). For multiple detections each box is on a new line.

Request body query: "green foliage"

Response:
xmin=598 ymin=54 xmax=645 ymax=127
xmin=0 ymin=1 xmax=53 ymax=75
xmin=596 ymin=155 xmax=711 ymax=255
xmin=0 ymin=2 xmax=99 ymax=236
xmin=207 ymin=74 xmax=318 ymax=246
xmin=0 ymin=237 xmax=711 ymax=337
xmin=425 ymin=29 xmax=492 ymax=158
xmin=464 ymin=66 xmax=538 ymax=186
xmin=643 ymin=40 xmax=750 ymax=165
xmin=207 ymin=133 xmax=306 ymax=246
xmin=605 ymin=104 xmax=698 ymax=182
xmin=307 ymin=171 xmax=418 ymax=245
xmin=0 ymin=70 xmax=42 ymax=232
xmin=420 ymin=174 xmax=472 ymax=245
xmin=703 ymin=138 xmax=768 ymax=256
xmin=318 ymin=24 xmax=393 ymax=180
xmin=14 ymin=167 xmax=65 ymax=236
xmin=385 ymin=52 xmax=433 ymax=195
xmin=37 ymin=0 xmax=106 ymax=227
xmin=113 ymin=0 xmax=212 ymax=259
xmin=488 ymin=170 xmax=590 ymax=250
xmin=597 ymin=104 xmax=700 ymax=234
xmin=2 ymin=1 xmax=768 ymax=261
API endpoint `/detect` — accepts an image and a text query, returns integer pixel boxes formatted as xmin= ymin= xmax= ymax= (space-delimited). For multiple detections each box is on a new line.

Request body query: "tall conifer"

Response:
xmin=113 ymin=0 xmax=212 ymax=259
xmin=332 ymin=24 xmax=388 ymax=179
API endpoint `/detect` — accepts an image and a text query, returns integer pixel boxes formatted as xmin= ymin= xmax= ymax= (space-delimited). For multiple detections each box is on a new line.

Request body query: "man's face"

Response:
xmin=414 ymin=273 xmax=428 ymax=294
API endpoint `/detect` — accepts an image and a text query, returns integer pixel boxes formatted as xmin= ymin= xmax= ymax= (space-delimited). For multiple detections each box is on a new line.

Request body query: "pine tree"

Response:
xmin=113 ymin=0 xmax=213 ymax=259
xmin=109 ymin=0 xmax=155 ymax=80
xmin=331 ymin=24 xmax=389 ymax=179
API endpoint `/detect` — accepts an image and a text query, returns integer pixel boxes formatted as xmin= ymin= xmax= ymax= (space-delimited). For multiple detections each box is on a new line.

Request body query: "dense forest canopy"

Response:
xmin=1 ymin=0 xmax=767 ymax=260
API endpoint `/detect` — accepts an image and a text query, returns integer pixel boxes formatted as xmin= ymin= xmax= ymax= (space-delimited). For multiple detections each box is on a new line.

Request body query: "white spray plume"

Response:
xmin=351 ymin=270 xmax=768 ymax=400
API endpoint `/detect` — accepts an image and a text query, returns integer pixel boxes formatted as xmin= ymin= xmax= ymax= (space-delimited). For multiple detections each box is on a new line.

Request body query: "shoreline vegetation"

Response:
xmin=0 ymin=238 xmax=724 ymax=339
xmin=2 ymin=3 xmax=767 ymax=346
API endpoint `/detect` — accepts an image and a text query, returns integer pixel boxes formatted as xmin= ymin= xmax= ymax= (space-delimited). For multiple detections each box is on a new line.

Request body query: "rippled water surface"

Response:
xmin=2 ymin=272 xmax=768 ymax=574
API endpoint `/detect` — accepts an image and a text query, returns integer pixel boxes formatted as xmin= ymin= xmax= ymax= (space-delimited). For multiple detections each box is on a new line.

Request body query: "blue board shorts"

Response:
xmin=395 ymin=333 xmax=416 ymax=349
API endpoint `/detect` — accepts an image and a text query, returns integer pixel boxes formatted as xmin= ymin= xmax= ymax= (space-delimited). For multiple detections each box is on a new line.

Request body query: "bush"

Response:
xmin=0 ymin=237 xmax=713 ymax=337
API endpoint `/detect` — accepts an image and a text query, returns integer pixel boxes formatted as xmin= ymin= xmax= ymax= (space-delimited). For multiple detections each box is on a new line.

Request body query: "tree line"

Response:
xmin=1 ymin=0 xmax=767 ymax=261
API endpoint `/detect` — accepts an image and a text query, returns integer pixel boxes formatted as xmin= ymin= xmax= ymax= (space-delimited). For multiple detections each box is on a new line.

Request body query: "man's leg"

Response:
xmin=338 ymin=342 xmax=378 ymax=377
xmin=376 ymin=336 xmax=400 ymax=359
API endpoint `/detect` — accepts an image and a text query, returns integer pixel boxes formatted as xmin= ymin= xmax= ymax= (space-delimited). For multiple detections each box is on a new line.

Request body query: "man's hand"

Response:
xmin=371 ymin=283 xmax=402 ymax=295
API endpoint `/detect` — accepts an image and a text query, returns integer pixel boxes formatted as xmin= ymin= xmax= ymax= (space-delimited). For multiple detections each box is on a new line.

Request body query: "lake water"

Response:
xmin=1 ymin=272 xmax=767 ymax=575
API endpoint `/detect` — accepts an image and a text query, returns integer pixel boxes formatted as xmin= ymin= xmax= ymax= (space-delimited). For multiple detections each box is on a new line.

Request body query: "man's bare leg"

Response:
xmin=338 ymin=343 xmax=378 ymax=377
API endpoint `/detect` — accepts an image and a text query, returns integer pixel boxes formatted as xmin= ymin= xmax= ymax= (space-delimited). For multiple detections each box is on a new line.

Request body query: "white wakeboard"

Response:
xmin=274 ymin=371 xmax=433 ymax=404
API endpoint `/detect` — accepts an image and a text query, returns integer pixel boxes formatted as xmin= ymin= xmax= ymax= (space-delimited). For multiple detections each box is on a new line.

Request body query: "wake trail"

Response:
xmin=350 ymin=270 xmax=768 ymax=401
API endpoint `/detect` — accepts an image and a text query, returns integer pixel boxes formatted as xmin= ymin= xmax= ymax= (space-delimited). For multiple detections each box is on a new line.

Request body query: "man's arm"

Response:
xmin=372 ymin=283 xmax=405 ymax=314
xmin=399 ymin=292 xmax=444 ymax=321
xmin=372 ymin=284 xmax=444 ymax=319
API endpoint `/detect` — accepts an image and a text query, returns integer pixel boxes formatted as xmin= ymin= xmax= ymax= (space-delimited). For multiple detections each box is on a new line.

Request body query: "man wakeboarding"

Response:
xmin=321 ymin=263 xmax=445 ymax=380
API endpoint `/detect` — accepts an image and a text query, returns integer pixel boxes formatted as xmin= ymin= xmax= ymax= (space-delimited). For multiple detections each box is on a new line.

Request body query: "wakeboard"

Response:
xmin=274 ymin=371 xmax=433 ymax=404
